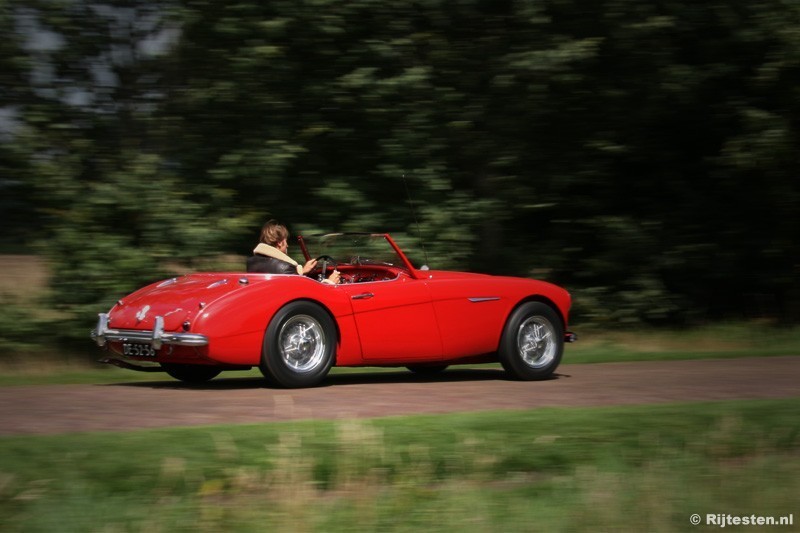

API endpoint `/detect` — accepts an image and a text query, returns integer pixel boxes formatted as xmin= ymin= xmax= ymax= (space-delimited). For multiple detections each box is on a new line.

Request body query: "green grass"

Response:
xmin=565 ymin=321 xmax=800 ymax=364
xmin=0 ymin=399 xmax=798 ymax=531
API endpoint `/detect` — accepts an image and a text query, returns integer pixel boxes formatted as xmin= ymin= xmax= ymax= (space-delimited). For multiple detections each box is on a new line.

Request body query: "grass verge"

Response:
xmin=1 ymin=321 xmax=799 ymax=386
xmin=565 ymin=321 xmax=800 ymax=364
xmin=0 ymin=399 xmax=798 ymax=531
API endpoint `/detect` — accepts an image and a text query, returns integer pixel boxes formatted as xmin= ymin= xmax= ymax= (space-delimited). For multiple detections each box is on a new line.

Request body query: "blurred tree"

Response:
xmin=0 ymin=1 xmax=38 ymax=251
xmin=7 ymin=1 xmax=253 ymax=341
xmin=2 ymin=0 xmax=798 ymax=343
xmin=525 ymin=0 xmax=800 ymax=322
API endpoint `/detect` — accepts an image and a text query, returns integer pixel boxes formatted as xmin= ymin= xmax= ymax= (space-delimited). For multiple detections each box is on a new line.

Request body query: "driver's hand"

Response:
xmin=302 ymin=259 xmax=318 ymax=275
xmin=328 ymin=270 xmax=341 ymax=284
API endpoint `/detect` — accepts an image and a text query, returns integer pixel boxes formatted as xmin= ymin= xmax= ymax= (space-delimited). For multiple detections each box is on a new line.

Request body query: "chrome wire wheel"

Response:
xmin=262 ymin=301 xmax=336 ymax=388
xmin=517 ymin=316 xmax=557 ymax=369
xmin=278 ymin=314 xmax=327 ymax=373
xmin=499 ymin=302 xmax=563 ymax=381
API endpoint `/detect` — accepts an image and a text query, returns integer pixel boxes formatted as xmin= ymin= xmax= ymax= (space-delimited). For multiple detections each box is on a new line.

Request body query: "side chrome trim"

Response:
xmin=468 ymin=297 xmax=501 ymax=303
xmin=91 ymin=313 xmax=209 ymax=348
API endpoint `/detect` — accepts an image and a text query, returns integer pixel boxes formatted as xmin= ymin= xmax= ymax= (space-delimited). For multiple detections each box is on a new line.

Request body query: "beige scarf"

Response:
xmin=253 ymin=243 xmax=303 ymax=275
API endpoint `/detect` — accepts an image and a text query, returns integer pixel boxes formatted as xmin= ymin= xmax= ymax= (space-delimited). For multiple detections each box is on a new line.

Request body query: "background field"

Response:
xmin=1 ymin=400 xmax=798 ymax=532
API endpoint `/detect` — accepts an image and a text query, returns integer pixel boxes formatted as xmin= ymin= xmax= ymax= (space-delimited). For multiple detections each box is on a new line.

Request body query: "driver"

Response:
xmin=247 ymin=219 xmax=341 ymax=284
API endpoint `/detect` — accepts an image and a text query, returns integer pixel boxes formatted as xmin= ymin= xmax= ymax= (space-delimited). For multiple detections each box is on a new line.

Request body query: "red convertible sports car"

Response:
xmin=92 ymin=233 xmax=576 ymax=387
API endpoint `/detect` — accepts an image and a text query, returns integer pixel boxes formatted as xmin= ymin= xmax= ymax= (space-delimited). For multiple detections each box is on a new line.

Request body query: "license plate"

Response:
xmin=123 ymin=343 xmax=158 ymax=357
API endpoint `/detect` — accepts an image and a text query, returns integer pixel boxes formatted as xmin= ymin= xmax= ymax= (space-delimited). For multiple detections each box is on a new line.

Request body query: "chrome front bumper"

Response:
xmin=91 ymin=313 xmax=208 ymax=349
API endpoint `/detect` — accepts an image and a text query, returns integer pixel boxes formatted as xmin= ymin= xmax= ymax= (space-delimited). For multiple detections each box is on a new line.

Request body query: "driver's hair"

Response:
xmin=259 ymin=219 xmax=289 ymax=247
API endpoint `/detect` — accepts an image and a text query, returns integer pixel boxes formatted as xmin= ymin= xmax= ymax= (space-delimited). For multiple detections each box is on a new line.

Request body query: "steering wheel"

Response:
xmin=314 ymin=255 xmax=338 ymax=282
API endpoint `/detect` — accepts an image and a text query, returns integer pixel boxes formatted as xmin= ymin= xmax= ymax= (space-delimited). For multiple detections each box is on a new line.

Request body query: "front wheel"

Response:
xmin=498 ymin=302 xmax=564 ymax=380
xmin=260 ymin=301 xmax=337 ymax=388
xmin=161 ymin=363 xmax=221 ymax=383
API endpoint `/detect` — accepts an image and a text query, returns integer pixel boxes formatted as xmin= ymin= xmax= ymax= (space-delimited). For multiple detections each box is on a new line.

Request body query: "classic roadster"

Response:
xmin=91 ymin=233 xmax=576 ymax=387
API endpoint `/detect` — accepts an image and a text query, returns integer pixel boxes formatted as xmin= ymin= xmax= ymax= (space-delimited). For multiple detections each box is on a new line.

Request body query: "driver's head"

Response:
xmin=260 ymin=219 xmax=289 ymax=252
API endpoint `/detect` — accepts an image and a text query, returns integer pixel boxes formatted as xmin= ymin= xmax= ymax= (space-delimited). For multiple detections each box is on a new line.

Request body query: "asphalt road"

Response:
xmin=2 ymin=355 xmax=799 ymax=436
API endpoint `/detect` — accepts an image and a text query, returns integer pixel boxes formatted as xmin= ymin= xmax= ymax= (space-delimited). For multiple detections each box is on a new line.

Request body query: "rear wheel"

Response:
xmin=161 ymin=363 xmax=221 ymax=383
xmin=260 ymin=301 xmax=336 ymax=388
xmin=498 ymin=302 xmax=563 ymax=380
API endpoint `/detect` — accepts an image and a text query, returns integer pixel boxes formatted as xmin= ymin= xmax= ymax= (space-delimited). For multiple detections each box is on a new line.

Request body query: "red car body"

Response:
xmin=92 ymin=234 xmax=575 ymax=387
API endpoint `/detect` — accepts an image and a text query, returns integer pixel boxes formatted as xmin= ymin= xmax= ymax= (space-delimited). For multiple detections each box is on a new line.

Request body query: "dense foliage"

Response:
xmin=2 ymin=1 xmax=798 ymax=342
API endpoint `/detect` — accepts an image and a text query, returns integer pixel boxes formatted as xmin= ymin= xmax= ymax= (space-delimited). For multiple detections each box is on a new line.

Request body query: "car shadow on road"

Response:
xmin=106 ymin=368 xmax=567 ymax=390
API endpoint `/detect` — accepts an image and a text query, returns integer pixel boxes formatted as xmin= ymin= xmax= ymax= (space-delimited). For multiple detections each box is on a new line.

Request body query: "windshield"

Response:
xmin=301 ymin=233 xmax=409 ymax=270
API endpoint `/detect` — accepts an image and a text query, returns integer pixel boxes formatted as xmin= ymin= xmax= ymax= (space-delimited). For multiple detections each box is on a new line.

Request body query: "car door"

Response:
xmin=424 ymin=275 xmax=511 ymax=358
xmin=339 ymin=275 xmax=443 ymax=362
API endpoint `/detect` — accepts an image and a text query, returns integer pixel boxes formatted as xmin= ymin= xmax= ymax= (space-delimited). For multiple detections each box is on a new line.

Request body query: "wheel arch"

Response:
xmin=268 ymin=297 xmax=342 ymax=359
xmin=510 ymin=295 xmax=566 ymax=330
xmin=494 ymin=295 xmax=565 ymax=355
xmin=260 ymin=297 xmax=339 ymax=387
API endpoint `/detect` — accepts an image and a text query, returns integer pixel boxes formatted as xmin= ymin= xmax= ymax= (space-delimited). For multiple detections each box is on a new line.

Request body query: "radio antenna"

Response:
xmin=402 ymin=172 xmax=430 ymax=268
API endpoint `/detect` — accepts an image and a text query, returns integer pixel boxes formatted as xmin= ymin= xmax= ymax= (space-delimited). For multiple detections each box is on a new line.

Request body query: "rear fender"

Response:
xmin=192 ymin=277 xmax=360 ymax=366
xmin=265 ymin=297 xmax=363 ymax=366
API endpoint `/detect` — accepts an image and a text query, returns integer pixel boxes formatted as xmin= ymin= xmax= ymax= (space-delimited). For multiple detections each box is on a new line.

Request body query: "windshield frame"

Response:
xmin=297 ymin=233 xmax=421 ymax=279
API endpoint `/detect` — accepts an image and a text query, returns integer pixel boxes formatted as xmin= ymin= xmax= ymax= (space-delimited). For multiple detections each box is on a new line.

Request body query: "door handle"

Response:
xmin=351 ymin=292 xmax=374 ymax=300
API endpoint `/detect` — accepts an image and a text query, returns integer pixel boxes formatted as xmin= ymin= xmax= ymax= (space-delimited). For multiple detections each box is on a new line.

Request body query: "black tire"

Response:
xmin=260 ymin=301 xmax=336 ymax=388
xmin=406 ymin=364 xmax=448 ymax=375
xmin=498 ymin=302 xmax=564 ymax=380
xmin=161 ymin=363 xmax=221 ymax=383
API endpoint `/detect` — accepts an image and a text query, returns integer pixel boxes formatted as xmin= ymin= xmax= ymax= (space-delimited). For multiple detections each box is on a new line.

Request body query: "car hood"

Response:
xmin=107 ymin=273 xmax=266 ymax=331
